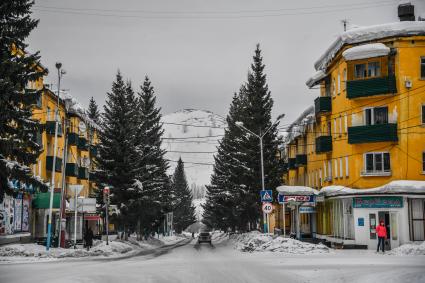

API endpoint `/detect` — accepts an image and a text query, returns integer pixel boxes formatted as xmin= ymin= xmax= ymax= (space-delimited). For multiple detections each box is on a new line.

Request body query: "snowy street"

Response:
xmin=1 ymin=236 xmax=424 ymax=283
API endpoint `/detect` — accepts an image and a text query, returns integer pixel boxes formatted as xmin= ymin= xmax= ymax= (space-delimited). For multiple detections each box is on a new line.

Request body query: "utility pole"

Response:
xmin=104 ymin=187 xmax=110 ymax=245
xmin=235 ymin=113 xmax=285 ymax=234
xmin=46 ymin=62 xmax=62 ymax=251
xmin=341 ymin=19 xmax=349 ymax=32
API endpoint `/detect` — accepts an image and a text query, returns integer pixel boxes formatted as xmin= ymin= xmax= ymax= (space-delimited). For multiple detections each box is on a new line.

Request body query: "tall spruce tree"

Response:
xmin=0 ymin=0 xmax=47 ymax=201
xmin=171 ymin=158 xmax=196 ymax=233
xmin=203 ymin=45 xmax=283 ymax=231
xmin=96 ymin=71 xmax=141 ymax=228
xmin=133 ymin=76 xmax=171 ymax=233
xmin=87 ymin=96 xmax=100 ymax=124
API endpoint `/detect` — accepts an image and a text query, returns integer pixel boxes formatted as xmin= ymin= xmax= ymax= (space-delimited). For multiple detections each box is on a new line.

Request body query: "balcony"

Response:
xmin=314 ymin=96 xmax=332 ymax=116
xmin=346 ymin=75 xmax=397 ymax=99
xmin=89 ymin=145 xmax=98 ymax=157
xmin=78 ymin=167 xmax=89 ymax=180
xmin=45 ymin=121 xmax=63 ymax=137
xmin=24 ymin=92 xmax=42 ymax=108
xmin=295 ymin=154 xmax=307 ymax=167
xmin=46 ymin=156 xmax=62 ymax=172
xmin=65 ymin=163 xmax=79 ymax=177
xmin=348 ymin=123 xmax=398 ymax=144
xmin=78 ymin=137 xmax=88 ymax=151
xmin=315 ymin=135 xmax=332 ymax=153
xmin=288 ymin=158 xmax=296 ymax=170
xmin=67 ymin=132 xmax=79 ymax=146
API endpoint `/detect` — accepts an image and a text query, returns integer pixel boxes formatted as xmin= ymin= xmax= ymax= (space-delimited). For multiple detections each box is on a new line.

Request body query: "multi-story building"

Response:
xmin=277 ymin=3 xmax=425 ymax=249
xmin=0 ymin=52 xmax=100 ymax=246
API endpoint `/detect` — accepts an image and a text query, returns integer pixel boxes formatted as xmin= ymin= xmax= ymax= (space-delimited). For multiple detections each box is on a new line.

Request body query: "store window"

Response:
xmin=364 ymin=152 xmax=391 ymax=175
xmin=409 ymin=199 xmax=425 ymax=241
xmin=364 ymin=107 xmax=388 ymax=125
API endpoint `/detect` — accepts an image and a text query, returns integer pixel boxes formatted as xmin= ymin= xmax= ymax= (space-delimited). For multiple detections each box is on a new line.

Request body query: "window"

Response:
xmin=334 ymin=159 xmax=338 ymax=179
xmin=364 ymin=152 xmax=391 ymax=175
xmin=339 ymin=158 xmax=343 ymax=178
xmin=368 ymin=61 xmax=381 ymax=77
xmin=421 ymin=57 xmax=425 ymax=79
xmin=328 ymin=160 xmax=332 ymax=179
xmin=337 ymin=72 xmax=341 ymax=94
xmin=354 ymin=62 xmax=381 ymax=79
xmin=422 ymin=152 xmax=425 ymax=173
xmin=343 ymin=68 xmax=347 ymax=89
xmin=332 ymin=78 xmax=336 ymax=97
xmin=334 ymin=119 xmax=337 ymax=137
xmin=323 ymin=161 xmax=327 ymax=179
xmin=344 ymin=114 xmax=348 ymax=133
xmin=339 ymin=117 xmax=343 ymax=135
xmin=364 ymin=107 xmax=388 ymax=125
xmin=345 ymin=156 xmax=349 ymax=177
xmin=422 ymin=104 xmax=425 ymax=124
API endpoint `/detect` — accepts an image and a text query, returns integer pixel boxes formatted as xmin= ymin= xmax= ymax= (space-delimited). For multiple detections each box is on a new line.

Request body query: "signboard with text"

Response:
xmin=278 ymin=194 xmax=315 ymax=204
xmin=353 ymin=196 xmax=403 ymax=209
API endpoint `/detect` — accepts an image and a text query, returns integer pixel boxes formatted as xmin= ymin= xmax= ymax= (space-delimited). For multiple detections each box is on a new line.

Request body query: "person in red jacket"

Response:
xmin=376 ymin=220 xmax=387 ymax=253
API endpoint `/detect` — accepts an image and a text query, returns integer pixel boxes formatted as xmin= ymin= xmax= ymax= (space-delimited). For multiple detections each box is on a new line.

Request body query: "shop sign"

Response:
xmin=299 ymin=206 xmax=316 ymax=214
xmin=278 ymin=194 xmax=315 ymax=204
xmin=358 ymin=218 xmax=365 ymax=226
xmin=316 ymin=195 xmax=325 ymax=202
xmin=353 ymin=196 xmax=403 ymax=209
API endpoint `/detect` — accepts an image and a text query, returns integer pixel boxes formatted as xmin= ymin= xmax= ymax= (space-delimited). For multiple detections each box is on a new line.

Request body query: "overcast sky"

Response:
xmin=29 ymin=0 xmax=424 ymax=124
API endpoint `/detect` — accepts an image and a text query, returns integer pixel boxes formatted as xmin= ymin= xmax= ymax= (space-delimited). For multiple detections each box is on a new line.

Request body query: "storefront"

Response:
xmin=67 ymin=197 xmax=99 ymax=243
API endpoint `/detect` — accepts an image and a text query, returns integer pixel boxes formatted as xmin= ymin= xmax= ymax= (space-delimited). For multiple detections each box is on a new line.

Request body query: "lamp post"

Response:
xmin=46 ymin=62 xmax=64 ymax=251
xmin=234 ymin=114 xmax=285 ymax=234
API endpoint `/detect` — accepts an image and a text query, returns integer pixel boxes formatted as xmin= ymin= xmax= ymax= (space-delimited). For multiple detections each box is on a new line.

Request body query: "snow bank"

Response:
xmin=342 ymin=43 xmax=390 ymax=61
xmin=388 ymin=242 xmax=425 ymax=256
xmin=314 ymin=21 xmax=425 ymax=70
xmin=232 ymin=231 xmax=330 ymax=254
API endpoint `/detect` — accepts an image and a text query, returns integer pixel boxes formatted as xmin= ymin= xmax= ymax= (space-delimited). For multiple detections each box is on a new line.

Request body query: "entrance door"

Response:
xmin=390 ymin=212 xmax=400 ymax=249
xmin=378 ymin=211 xmax=391 ymax=250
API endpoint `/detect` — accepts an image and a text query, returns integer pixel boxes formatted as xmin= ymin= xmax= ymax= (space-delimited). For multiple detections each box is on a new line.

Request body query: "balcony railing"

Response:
xmin=89 ymin=145 xmax=98 ymax=157
xmin=348 ymin=123 xmax=398 ymax=144
xmin=315 ymin=135 xmax=332 ymax=153
xmin=295 ymin=154 xmax=307 ymax=167
xmin=78 ymin=137 xmax=88 ymax=151
xmin=346 ymin=75 xmax=397 ymax=99
xmin=24 ymin=92 xmax=42 ymax=108
xmin=65 ymin=163 xmax=79 ymax=177
xmin=78 ymin=167 xmax=89 ymax=180
xmin=288 ymin=158 xmax=296 ymax=170
xmin=314 ymin=96 xmax=332 ymax=115
xmin=46 ymin=156 xmax=62 ymax=172
xmin=45 ymin=121 xmax=63 ymax=137
xmin=67 ymin=132 xmax=79 ymax=146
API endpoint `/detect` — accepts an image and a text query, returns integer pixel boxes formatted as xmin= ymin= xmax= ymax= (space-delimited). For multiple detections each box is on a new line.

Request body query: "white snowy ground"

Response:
xmin=0 ymin=235 xmax=424 ymax=283
xmin=0 ymin=234 xmax=187 ymax=264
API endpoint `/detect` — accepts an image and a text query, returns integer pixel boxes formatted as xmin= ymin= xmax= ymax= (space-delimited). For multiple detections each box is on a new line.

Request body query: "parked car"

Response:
xmin=198 ymin=232 xmax=212 ymax=244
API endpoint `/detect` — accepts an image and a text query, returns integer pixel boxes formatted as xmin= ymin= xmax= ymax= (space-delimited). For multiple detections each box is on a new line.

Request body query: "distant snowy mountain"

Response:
xmin=161 ymin=109 xmax=226 ymax=199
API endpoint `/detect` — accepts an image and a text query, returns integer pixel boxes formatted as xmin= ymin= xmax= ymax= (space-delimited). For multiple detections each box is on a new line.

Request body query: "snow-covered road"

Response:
xmin=1 ymin=237 xmax=424 ymax=283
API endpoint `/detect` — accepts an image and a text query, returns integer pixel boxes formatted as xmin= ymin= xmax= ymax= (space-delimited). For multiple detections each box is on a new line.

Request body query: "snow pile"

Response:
xmin=388 ymin=242 xmax=425 ymax=256
xmin=314 ymin=21 xmax=425 ymax=70
xmin=342 ymin=43 xmax=390 ymax=61
xmin=285 ymin=106 xmax=315 ymax=145
xmin=277 ymin=185 xmax=319 ymax=196
xmin=158 ymin=235 xmax=186 ymax=245
xmin=232 ymin=231 xmax=330 ymax=254
xmin=0 ymin=240 xmax=136 ymax=262
xmin=211 ymin=231 xmax=228 ymax=243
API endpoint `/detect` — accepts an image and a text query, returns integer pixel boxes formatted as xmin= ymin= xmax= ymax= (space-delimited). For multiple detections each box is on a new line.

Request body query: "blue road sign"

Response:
xmin=260 ymin=190 xmax=273 ymax=202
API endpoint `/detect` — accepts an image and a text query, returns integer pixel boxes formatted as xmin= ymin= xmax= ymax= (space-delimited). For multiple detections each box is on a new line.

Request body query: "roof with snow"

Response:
xmin=62 ymin=91 xmax=101 ymax=131
xmin=276 ymin=185 xmax=319 ymax=195
xmin=342 ymin=43 xmax=390 ymax=61
xmin=314 ymin=21 xmax=425 ymax=71
xmin=306 ymin=70 xmax=326 ymax=88
xmin=319 ymin=180 xmax=425 ymax=197
xmin=285 ymin=106 xmax=315 ymax=145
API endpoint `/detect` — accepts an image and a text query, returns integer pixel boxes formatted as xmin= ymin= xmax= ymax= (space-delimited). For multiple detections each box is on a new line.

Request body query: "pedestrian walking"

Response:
xmin=376 ymin=220 xmax=387 ymax=253
xmin=85 ymin=227 xmax=94 ymax=251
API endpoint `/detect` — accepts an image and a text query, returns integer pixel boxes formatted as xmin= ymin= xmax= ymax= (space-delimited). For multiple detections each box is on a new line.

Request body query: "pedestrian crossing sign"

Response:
xmin=260 ymin=190 xmax=273 ymax=202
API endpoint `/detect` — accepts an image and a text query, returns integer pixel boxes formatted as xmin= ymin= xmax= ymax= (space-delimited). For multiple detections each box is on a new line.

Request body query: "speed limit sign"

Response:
xmin=262 ymin=202 xmax=273 ymax=214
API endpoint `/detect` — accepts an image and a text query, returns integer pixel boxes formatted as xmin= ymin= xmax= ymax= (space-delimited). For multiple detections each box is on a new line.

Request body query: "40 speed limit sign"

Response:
xmin=262 ymin=202 xmax=273 ymax=214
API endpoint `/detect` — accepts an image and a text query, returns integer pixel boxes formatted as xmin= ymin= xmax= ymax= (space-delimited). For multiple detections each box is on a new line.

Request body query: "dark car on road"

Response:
xmin=197 ymin=232 xmax=212 ymax=244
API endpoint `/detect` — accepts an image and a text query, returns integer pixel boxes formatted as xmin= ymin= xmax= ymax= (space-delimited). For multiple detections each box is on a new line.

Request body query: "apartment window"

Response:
xmin=47 ymin=107 xmax=51 ymax=121
xmin=339 ymin=117 xmax=343 ymax=135
xmin=343 ymin=68 xmax=347 ymax=89
xmin=323 ymin=161 xmax=327 ymax=179
xmin=364 ymin=107 xmax=388 ymax=125
xmin=334 ymin=119 xmax=337 ymax=137
xmin=421 ymin=57 xmax=425 ymax=79
xmin=328 ymin=160 xmax=332 ymax=179
xmin=332 ymin=78 xmax=336 ymax=97
xmin=334 ymin=159 xmax=338 ymax=179
xmin=339 ymin=158 xmax=343 ymax=178
xmin=344 ymin=114 xmax=348 ymax=133
xmin=337 ymin=72 xmax=341 ymax=95
xmin=422 ymin=104 xmax=425 ymax=124
xmin=319 ymin=169 xmax=323 ymax=186
xmin=422 ymin=152 xmax=425 ymax=173
xmin=364 ymin=152 xmax=391 ymax=175
xmin=345 ymin=156 xmax=349 ymax=177
xmin=354 ymin=62 xmax=381 ymax=79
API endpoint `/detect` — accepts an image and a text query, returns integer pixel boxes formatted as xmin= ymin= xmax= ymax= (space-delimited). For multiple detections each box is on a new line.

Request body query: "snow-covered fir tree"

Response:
xmin=0 ymin=0 xmax=48 ymax=201
xmin=87 ymin=96 xmax=100 ymax=124
xmin=95 ymin=71 xmax=141 ymax=229
xmin=133 ymin=76 xmax=171 ymax=233
xmin=171 ymin=158 xmax=196 ymax=233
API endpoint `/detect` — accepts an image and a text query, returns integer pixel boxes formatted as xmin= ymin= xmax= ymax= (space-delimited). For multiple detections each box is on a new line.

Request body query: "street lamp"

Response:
xmin=234 ymin=113 xmax=285 ymax=234
xmin=46 ymin=62 xmax=65 ymax=251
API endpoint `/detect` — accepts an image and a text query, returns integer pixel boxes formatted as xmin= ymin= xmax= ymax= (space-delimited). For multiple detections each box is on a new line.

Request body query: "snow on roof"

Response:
xmin=285 ymin=106 xmax=315 ymax=144
xmin=276 ymin=185 xmax=319 ymax=195
xmin=306 ymin=70 xmax=326 ymax=88
xmin=62 ymin=91 xmax=101 ymax=131
xmin=342 ymin=43 xmax=390 ymax=61
xmin=319 ymin=180 xmax=425 ymax=197
xmin=314 ymin=21 xmax=425 ymax=70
